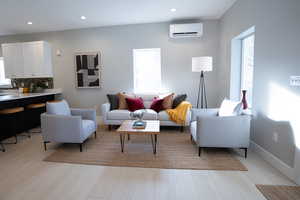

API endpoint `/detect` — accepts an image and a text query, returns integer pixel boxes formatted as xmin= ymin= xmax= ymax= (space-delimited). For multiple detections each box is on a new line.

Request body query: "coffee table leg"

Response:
xmin=154 ymin=135 xmax=157 ymax=154
xmin=120 ymin=134 xmax=125 ymax=153
xmin=150 ymin=134 xmax=157 ymax=155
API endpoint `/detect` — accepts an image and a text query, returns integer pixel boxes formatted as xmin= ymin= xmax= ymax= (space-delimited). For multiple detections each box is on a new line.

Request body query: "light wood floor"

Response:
xmin=0 ymin=131 xmax=295 ymax=200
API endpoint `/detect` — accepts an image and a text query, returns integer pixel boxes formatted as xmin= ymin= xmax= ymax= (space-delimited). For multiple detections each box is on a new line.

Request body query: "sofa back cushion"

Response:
xmin=218 ymin=99 xmax=243 ymax=117
xmin=172 ymin=94 xmax=187 ymax=108
xmin=106 ymin=94 xmax=119 ymax=110
xmin=135 ymin=94 xmax=159 ymax=109
xmin=118 ymin=93 xmax=135 ymax=109
xmin=150 ymin=98 xmax=164 ymax=113
xmin=160 ymin=93 xmax=175 ymax=110
xmin=46 ymin=100 xmax=71 ymax=116
xmin=126 ymin=97 xmax=145 ymax=112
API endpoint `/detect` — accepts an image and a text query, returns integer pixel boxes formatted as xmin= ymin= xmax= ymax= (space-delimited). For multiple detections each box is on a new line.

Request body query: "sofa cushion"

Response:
xmin=160 ymin=93 xmax=174 ymax=110
xmin=135 ymin=94 xmax=159 ymax=109
xmin=218 ymin=99 xmax=243 ymax=117
xmin=107 ymin=110 xmax=131 ymax=120
xmin=46 ymin=100 xmax=71 ymax=116
xmin=143 ymin=109 xmax=158 ymax=120
xmin=126 ymin=97 xmax=145 ymax=112
xmin=107 ymin=109 xmax=157 ymax=120
xmin=158 ymin=110 xmax=170 ymax=121
xmin=82 ymin=120 xmax=95 ymax=138
xmin=117 ymin=93 xmax=135 ymax=110
xmin=150 ymin=98 xmax=164 ymax=112
xmin=172 ymin=94 xmax=187 ymax=108
xmin=106 ymin=94 xmax=119 ymax=110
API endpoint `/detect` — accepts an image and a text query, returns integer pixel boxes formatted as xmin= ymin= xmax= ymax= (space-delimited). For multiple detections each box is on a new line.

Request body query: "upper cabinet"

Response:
xmin=1 ymin=41 xmax=53 ymax=78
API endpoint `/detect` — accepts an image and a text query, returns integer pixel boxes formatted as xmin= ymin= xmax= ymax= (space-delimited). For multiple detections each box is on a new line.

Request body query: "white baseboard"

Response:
xmin=250 ymin=141 xmax=295 ymax=182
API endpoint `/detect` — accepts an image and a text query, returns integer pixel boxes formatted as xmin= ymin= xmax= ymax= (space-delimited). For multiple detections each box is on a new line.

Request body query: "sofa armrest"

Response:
xmin=101 ymin=103 xmax=111 ymax=123
xmin=191 ymin=108 xmax=219 ymax=121
xmin=71 ymin=108 xmax=97 ymax=129
xmin=41 ymin=113 xmax=83 ymax=143
xmin=196 ymin=115 xmax=251 ymax=147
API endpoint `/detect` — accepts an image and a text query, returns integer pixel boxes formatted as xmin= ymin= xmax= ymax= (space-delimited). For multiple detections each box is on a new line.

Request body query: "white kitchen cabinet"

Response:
xmin=1 ymin=41 xmax=53 ymax=78
xmin=1 ymin=43 xmax=24 ymax=78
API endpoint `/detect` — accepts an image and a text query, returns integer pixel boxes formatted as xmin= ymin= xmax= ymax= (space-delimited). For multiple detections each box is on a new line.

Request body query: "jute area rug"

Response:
xmin=44 ymin=127 xmax=247 ymax=171
xmin=256 ymin=185 xmax=300 ymax=200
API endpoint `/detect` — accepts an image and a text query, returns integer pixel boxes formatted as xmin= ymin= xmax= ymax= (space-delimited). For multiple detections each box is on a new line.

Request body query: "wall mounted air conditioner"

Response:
xmin=169 ymin=23 xmax=203 ymax=38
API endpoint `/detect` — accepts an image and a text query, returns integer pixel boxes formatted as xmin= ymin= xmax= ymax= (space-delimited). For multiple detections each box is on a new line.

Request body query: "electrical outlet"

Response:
xmin=290 ymin=76 xmax=300 ymax=86
xmin=273 ymin=132 xmax=279 ymax=143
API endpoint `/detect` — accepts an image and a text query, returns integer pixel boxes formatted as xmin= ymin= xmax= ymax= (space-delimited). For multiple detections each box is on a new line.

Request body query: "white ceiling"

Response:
xmin=0 ymin=0 xmax=236 ymax=36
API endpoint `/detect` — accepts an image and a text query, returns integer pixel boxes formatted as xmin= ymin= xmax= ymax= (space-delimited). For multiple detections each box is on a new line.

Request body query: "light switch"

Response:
xmin=290 ymin=76 xmax=300 ymax=86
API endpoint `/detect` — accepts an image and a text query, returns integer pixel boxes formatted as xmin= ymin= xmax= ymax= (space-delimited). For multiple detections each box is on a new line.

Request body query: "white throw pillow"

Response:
xmin=46 ymin=100 xmax=71 ymax=116
xmin=218 ymin=99 xmax=243 ymax=117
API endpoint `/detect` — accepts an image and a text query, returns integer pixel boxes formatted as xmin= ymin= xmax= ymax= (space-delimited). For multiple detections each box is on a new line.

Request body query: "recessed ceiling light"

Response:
xmin=170 ymin=8 xmax=177 ymax=12
xmin=27 ymin=21 xmax=33 ymax=25
xmin=81 ymin=16 xmax=86 ymax=20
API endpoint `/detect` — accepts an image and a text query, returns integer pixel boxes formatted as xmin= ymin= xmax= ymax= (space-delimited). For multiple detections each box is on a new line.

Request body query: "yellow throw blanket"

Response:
xmin=166 ymin=101 xmax=192 ymax=125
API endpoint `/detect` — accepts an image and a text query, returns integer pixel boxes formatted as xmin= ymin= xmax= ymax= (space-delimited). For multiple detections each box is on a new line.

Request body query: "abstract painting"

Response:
xmin=75 ymin=52 xmax=102 ymax=88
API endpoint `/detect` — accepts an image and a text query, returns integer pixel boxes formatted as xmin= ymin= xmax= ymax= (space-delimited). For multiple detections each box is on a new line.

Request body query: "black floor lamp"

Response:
xmin=192 ymin=57 xmax=213 ymax=108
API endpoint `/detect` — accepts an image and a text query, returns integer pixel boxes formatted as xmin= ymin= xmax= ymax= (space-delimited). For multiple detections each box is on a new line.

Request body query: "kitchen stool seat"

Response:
xmin=0 ymin=107 xmax=25 ymax=152
xmin=26 ymin=103 xmax=46 ymax=133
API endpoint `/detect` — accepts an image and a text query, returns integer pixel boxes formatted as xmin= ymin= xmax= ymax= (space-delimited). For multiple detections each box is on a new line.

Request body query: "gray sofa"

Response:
xmin=101 ymin=94 xmax=191 ymax=129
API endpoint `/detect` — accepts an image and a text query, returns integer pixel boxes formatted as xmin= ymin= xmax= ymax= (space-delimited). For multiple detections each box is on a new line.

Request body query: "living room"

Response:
xmin=0 ymin=0 xmax=300 ymax=199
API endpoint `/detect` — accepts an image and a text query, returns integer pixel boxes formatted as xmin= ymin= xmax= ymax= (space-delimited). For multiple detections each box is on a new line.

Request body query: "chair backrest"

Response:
xmin=46 ymin=99 xmax=71 ymax=116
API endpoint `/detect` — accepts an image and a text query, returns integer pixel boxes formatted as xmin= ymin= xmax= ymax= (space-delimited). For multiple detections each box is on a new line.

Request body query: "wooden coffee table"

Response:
xmin=117 ymin=120 xmax=160 ymax=154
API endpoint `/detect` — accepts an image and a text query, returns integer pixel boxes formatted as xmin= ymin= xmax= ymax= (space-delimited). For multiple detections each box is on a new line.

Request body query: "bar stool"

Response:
xmin=0 ymin=142 xmax=4 ymax=152
xmin=26 ymin=103 xmax=46 ymax=133
xmin=0 ymin=107 xmax=25 ymax=151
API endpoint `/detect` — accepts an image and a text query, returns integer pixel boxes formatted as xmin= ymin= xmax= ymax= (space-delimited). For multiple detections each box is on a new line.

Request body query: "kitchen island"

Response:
xmin=0 ymin=89 xmax=62 ymax=142
xmin=0 ymin=89 xmax=62 ymax=109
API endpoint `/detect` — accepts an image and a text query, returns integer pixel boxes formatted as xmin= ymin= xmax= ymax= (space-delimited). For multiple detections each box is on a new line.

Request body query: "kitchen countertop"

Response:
xmin=0 ymin=89 xmax=62 ymax=102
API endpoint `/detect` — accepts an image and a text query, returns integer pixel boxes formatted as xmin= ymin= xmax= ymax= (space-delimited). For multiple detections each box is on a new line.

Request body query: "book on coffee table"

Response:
xmin=132 ymin=121 xmax=146 ymax=129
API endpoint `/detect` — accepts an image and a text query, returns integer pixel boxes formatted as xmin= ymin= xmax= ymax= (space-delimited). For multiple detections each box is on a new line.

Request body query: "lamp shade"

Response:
xmin=192 ymin=57 xmax=213 ymax=72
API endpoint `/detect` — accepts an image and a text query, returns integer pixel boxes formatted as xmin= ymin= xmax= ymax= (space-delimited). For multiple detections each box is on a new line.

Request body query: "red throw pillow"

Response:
xmin=150 ymin=98 xmax=164 ymax=113
xmin=125 ymin=97 xmax=145 ymax=112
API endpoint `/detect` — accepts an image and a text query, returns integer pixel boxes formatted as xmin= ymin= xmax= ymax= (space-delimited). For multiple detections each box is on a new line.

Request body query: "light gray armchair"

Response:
xmin=190 ymin=108 xmax=251 ymax=158
xmin=41 ymin=100 xmax=97 ymax=152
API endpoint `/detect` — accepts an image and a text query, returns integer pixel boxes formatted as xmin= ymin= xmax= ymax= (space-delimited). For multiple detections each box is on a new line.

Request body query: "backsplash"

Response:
xmin=11 ymin=78 xmax=54 ymax=89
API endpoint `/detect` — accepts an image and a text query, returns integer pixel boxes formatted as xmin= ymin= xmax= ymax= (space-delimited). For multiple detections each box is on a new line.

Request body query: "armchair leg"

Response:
xmin=44 ymin=141 xmax=50 ymax=151
xmin=180 ymin=126 xmax=184 ymax=132
xmin=0 ymin=142 xmax=5 ymax=152
xmin=94 ymin=131 xmax=97 ymax=139
xmin=108 ymin=125 xmax=112 ymax=131
xmin=240 ymin=148 xmax=248 ymax=158
xmin=79 ymin=143 xmax=83 ymax=152
xmin=198 ymin=147 xmax=201 ymax=157
xmin=190 ymin=135 xmax=193 ymax=142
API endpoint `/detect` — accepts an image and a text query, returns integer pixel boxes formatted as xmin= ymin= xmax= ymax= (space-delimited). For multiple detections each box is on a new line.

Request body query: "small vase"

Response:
xmin=241 ymin=90 xmax=248 ymax=110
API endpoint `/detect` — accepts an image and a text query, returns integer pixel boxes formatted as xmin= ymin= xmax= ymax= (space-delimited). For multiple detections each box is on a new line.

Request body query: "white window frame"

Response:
xmin=230 ymin=26 xmax=255 ymax=105
xmin=240 ymin=33 xmax=255 ymax=107
xmin=133 ymin=48 xmax=162 ymax=93
xmin=0 ymin=57 xmax=12 ymax=88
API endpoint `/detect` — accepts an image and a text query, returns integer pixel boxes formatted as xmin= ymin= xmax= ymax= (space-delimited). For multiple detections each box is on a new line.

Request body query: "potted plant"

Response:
xmin=33 ymin=81 xmax=48 ymax=93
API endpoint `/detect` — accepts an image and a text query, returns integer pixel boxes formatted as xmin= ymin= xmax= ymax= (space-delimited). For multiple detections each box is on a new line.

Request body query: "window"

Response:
xmin=0 ymin=57 xmax=11 ymax=87
xmin=230 ymin=26 xmax=255 ymax=106
xmin=133 ymin=48 xmax=161 ymax=93
xmin=241 ymin=34 xmax=255 ymax=107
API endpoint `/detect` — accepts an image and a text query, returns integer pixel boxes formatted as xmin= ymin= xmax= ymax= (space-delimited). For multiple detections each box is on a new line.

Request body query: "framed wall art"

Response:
xmin=75 ymin=51 xmax=102 ymax=88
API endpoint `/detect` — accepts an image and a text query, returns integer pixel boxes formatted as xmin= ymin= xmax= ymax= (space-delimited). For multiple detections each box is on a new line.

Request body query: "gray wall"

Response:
xmin=220 ymin=0 xmax=300 ymax=167
xmin=0 ymin=21 xmax=221 ymax=111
